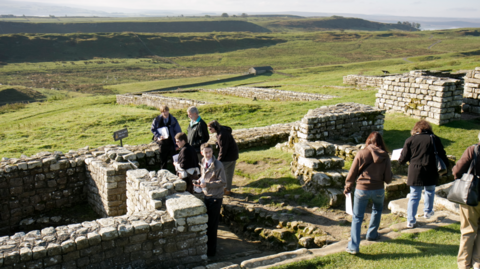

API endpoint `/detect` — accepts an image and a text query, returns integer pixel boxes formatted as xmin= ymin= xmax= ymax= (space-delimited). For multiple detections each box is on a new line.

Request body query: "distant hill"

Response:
xmin=0 ymin=87 xmax=45 ymax=104
xmin=0 ymin=21 xmax=271 ymax=34
xmin=261 ymin=17 xmax=419 ymax=31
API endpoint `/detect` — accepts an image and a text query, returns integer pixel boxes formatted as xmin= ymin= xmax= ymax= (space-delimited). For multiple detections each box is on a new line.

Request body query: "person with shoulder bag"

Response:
xmin=453 ymin=132 xmax=480 ymax=269
xmin=344 ymin=131 xmax=393 ymax=255
xmin=398 ymin=120 xmax=448 ymax=228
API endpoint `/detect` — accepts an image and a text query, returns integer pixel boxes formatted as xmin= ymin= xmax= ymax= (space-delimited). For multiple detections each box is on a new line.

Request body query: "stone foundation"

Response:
xmin=462 ymin=67 xmax=480 ymax=114
xmin=289 ymin=103 xmax=385 ymax=144
xmin=201 ymin=87 xmax=336 ymax=101
xmin=375 ymin=72 xmax=463 ymax=125
xmin=116 ymin=91 xmax=210 ymax=110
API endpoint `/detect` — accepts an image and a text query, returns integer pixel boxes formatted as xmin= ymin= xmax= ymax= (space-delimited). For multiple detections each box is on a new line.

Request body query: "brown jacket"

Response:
xmin=452 ymin=143 xmax=480 ymax=179
xmin=345 ymin=144 xmax=393 ymax=192
xmin=200 ymin=156 xmax=226 ymax=199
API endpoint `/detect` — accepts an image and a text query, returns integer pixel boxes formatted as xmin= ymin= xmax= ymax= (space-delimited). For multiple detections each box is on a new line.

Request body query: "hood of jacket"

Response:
xmin=220 ymin=126 xmax=233 ymax=134
xmin=367 ymin=144 xmax=389 ymax=164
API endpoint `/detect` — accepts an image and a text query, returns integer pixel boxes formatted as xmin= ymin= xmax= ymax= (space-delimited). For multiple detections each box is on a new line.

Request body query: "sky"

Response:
xmin=10 ymin=0 xmax=480 ymax=18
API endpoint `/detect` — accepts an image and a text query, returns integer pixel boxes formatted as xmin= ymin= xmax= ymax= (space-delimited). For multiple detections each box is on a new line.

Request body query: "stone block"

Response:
xmin=166 ymin=193 xmax=207 ymax=219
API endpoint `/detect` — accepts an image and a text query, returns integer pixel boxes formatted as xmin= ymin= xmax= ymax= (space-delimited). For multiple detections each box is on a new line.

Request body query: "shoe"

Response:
xmin=345 ymin=247 xmax=358 ymax=255
xmin=366 ymin=235 xmax=380 ymax=241
xmin=224 ymin=189 xmax=232 ymax=196
xmin=424 ymin=211 xmax=435 ymax=219
xmin=406 ymin=222 xmax=415 ymax=229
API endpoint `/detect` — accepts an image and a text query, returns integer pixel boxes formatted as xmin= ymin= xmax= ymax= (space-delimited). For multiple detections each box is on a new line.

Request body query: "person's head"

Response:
xmin=207 ymin=120 xmax=221 ymax=133
xmin=411 ymin=120 xmax=432 ymax=136
xmin=175 ymin=132 xmax=187 ymax=148
xmin=201 ymin=143 xmax=213 ymax=160
xmin=160 ymin=105 xmax=169 ymax=118
xmin=365 ymin=131 xmax=387 ymax=152
xmin=187 ymin=106 xmax=199 ymax=121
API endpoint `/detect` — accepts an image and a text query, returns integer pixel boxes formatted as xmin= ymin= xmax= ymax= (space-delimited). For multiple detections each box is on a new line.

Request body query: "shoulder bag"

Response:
xmin=430 ymin=135 xmax=447 ymax=176
xmin=447 ymin=145 xmax=479 ymax=206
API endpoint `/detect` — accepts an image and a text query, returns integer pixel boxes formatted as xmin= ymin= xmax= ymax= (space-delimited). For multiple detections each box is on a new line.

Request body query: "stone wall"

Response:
xmin=375 ymin=73 xmax=463 ymax=125
xmin=201 ymin=87 xmax=336 ymax=101
xmin=462 ymin=67 xmax=480 ymax=114
xmin=0 ymin=193 xmax=209 ymax=269
xmin=289 ymin=103 xmax=385 ymax=144
xmin=0 ymin=152 xmax=88 ymax=236
xmin=116 ymin=91 xmax=210 ymax=110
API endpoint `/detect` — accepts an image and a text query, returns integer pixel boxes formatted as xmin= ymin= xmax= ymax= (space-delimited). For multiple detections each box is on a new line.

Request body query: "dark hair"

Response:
xmin=200 ymin=143 xmax=212 ymax=151
xmin=208 ymin=120 xmax=222 ymax=133
xmin=175 ymin=132 xmax=187 ymax=143
xmin=411 ymin=120 xmax=432 ymax=136
xmin=365 ymin=131 xmax=388 ymax=152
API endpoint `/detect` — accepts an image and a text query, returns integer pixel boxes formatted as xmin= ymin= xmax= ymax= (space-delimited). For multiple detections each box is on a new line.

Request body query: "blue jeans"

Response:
xmin=407 ymin=185 xmax=435 ymax=224
xmin=348 ymin=189 xmax=385 ymax=252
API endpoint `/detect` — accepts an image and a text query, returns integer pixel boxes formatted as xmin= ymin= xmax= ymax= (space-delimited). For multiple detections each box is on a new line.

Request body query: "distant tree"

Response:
xmin=221 ymin=13 xmax=229 ymax=17
xmin=49 ymin=15 xmax=55 ymax=18
xmin=232 ymin=15 xmax=237 ymax=17
xmin=398 ymin=21 xmax=401 ymax=24
xmin=415 ymin=23 xmax=421 ymax=29
xmin=180 ymin=14 xmax=184 ymax=17
xmin=241 ymin=13 xmax=248 ymax=17
xmin=205 ymin=15 xmax=211 ymax=18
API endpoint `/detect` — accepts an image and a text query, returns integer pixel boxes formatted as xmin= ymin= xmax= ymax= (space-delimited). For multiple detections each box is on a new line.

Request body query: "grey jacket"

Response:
xmin=200 ymin=156 xmax=226 ymax=199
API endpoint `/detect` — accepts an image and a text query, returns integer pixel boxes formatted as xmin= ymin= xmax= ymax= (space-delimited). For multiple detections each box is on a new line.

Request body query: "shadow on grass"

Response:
xmin=383 ymin=129 xmax=455 ymax=149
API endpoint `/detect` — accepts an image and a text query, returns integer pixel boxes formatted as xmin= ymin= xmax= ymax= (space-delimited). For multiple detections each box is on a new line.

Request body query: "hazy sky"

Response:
xmin=12 ymin=0 xmax=480 ymax=18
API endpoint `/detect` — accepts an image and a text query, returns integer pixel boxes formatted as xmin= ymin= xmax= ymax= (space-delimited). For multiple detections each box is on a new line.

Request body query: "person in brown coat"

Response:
xmin=453 ymin=132 xmax=480 ymax=269
xmin=344 ymin=131 xmax=392 ymax=254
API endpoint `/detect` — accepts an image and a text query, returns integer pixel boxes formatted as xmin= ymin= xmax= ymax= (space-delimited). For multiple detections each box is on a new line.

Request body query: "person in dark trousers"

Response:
xmin=194 ymin=143 xmax=226 ymax=257
xmin=186 ymin=106 xmax=209 ymax=161
xmin=150 ymin=105 xmax=182 ymax=171
xmin=174 ymin=132 xmax=199 ymax=194
xmin=398 ymin=120 xmax=449 ymax=229
xmin=208 ymin=120 xmax=239 ymax=196
xmin=453 ymin=132 xmax=480 ymax=269
xmin=344 ymin=131 xmax=392 ymax=255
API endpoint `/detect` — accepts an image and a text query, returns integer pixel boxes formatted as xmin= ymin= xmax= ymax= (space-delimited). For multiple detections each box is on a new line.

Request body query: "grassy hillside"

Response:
xmin=257 ymin=17 xmax=418 ymax=32
xmin=0 ymin=86 xmax=45 ymax=104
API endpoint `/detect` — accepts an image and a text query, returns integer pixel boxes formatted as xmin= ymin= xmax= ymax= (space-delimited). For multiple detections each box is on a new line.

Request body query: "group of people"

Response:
xmin=345 ymin=119 xmax=480 ymax=269
xmin=150 ymin=105 xmax=239 ymax=257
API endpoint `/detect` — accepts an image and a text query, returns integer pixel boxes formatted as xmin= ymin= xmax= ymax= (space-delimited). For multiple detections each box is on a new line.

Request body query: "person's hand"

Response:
xmin=343 ymin=187 xmax=351 ymax=196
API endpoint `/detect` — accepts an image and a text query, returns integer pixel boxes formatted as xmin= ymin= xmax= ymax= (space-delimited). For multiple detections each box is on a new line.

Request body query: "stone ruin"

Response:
xmin=116 ymin=87 xmax=337 ymax=110
xmin=375 ymin=71 xmax=463 ymax=125
xmin=462 ymin=67 xmax=480 ymax=114
xmin=0 ymin=145 xmax=211 ymax=268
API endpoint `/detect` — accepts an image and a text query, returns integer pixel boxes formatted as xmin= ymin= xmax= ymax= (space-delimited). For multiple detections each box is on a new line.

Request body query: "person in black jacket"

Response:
xmin=208 ymin=120 xmax=239 ymax=196
xmin=398 ymin=120 xmax=448 ymax=229
xmin=187 ymin=106 xmax=209 ymax=160
xmin=452 ymin=132 xmax=480 ymax=269
xmin=174 ymin=132 xmax=199 ymax=194
xmin=150 ymin=105 xmax=182 ymax=170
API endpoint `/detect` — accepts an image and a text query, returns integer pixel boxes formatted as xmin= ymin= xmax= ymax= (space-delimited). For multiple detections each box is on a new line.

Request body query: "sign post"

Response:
xmin=113 ymin=128 xmax=128 ymax=147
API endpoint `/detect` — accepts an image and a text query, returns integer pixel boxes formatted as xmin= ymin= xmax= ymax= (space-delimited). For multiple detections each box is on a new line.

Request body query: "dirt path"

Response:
xmin=428 ymin=40 xmax=442 ymax=49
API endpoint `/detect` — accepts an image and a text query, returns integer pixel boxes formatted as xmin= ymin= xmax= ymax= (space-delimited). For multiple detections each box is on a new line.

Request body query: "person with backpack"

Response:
xmin=453 ymin=132 xmax=480 ymax=269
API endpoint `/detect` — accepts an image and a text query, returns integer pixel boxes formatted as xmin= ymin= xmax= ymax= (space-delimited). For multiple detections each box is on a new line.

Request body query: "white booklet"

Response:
xmin=391 ymin=148 xmax=403 ymax=161
xmin=346 ymin=193 xmax=353 ymax=215
xmin=172 ymin=154 xmax=179 ymax=163
xmin=157 ymin=127 xmax=169 ymax=138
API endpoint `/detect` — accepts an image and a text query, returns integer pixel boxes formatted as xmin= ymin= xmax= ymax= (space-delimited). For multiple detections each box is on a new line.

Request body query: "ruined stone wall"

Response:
xmin=0 ymin=152 xmax=88 ymax=236
xmin=116 ymin=92 xmax=210 ymax=110
xmin=289 ymin=103 xmax=385 ymax=144
xmin=201 ymin=87 xmax=336 ymax=101
xmin=375 ymin=73 xmax=463 ymax=125
xmin=462 ymin=67 xmax=480 ymax=114
xmin=0 ymin=193 xmax=209 ymax=269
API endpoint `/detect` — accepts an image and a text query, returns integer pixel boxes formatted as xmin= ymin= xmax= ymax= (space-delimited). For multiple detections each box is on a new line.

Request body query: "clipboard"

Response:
xmin=346 ymin=193 xmax=353 ymax=215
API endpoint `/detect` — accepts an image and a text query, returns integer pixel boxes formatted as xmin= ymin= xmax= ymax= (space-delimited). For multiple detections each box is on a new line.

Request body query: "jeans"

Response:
xmin=348 ymin=189 xmax=385 ymax=252
xmin=407 ymin=185 xmax=435 ymax=224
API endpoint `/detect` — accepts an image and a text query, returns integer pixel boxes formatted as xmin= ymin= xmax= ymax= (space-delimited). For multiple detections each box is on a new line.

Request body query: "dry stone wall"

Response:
xmin=289 ymin=103 xmax=385 ymax=144
xmin=116 ymin=92 xmax=210 ymax=110
xmin=462 ymin=67 xmax=480 ymax=114
xmin=201 ymin=87 xmax=336 ymax=101
xmin=375 ymin=72 xmax=463 ymax=125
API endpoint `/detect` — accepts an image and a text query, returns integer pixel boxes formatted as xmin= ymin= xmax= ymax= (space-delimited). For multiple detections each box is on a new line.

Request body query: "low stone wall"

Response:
xmin=0 ymin=152 xmax=88 ymax=236
xmin=462 ymin=67 xmax=480 ymax=114
xmin=208 ymin=122 xmax=299 ymax=150
xmin=116 ymin=92 xmax=210 ymax=110
xmin=343 ymin=75 xmax=387 ymax=88
xmin=201 ymin=87 xmax=336 ymax=101
xmin=289 ymin=103 xmax=385 ymax=144
xmin=375 ymin=74 xmax=463 ymax=125
xmin=0 ymin=193 xmax=209 ymax=269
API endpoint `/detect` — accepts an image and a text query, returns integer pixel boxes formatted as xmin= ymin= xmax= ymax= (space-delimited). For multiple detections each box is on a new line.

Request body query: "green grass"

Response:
xmin=275 ymin=223 xmax=460 ymax=269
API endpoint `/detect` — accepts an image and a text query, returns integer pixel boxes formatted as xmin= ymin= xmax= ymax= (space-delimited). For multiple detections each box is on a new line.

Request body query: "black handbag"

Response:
xmin=447 ymin=145 xmax=479 ymax=206
xmin=430 ymin=135 xmax=447 ymax=176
